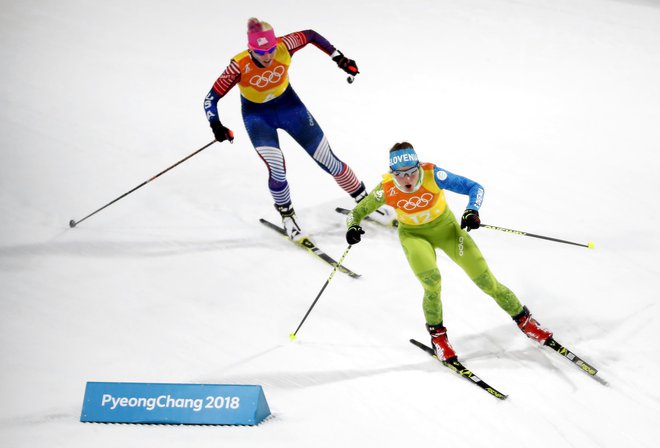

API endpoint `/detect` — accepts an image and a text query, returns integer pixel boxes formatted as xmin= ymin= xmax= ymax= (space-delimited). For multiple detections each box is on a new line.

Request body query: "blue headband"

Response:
xmin=389 ymin=148 xmax=419 ymax=171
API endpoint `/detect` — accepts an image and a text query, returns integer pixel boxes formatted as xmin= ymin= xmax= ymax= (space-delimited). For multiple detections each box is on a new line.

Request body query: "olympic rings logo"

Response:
xmin=249 ymin=65 xmax=285 ymax=88
xmin=397 ymin=193 xmax=434 ymax=211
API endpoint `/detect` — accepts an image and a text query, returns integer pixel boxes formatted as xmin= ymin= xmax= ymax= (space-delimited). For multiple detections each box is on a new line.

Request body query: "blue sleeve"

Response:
xmin=302 ymin=30 xmax=336 ymax=56
xmin=433 ymin=166 xmax=484 ymax=211
xmin=283 ymin=30 xmax=337 ymax=56
xmin=204 ymin=88 xmax=221 ymax=124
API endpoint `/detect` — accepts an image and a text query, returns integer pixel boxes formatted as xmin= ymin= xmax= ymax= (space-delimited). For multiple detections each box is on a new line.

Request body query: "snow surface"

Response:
xmin=2 ymin=0 xmax=660 ymax=446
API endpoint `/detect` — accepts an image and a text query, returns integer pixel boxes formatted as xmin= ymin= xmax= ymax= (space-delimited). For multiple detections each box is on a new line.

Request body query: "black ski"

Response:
xmin=410 ymin=339 xmax=508 ymax=400
xmin=544 ymin=337 xmax=601 ymax=379
xmin=335 ymin=207 xmax=398 ymax=228
xmin=260 ymin=218 xmax=360 ymax=279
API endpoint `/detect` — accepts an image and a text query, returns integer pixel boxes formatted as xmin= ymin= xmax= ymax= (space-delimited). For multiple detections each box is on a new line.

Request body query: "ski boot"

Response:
xmin=513 ymin=306 xmax=553 ymax=345
xmin=426 ymin=322 xmax=457 ymax=362
xmin=275 ymin=203 xmax=306 ymax=242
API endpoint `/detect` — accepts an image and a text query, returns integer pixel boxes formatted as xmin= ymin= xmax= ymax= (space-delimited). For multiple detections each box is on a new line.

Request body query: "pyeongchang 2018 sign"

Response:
xmin=80 ymin=382 xmax=271 ymax=425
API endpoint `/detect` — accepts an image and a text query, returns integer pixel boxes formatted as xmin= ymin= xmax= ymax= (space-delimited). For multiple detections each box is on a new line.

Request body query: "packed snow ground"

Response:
xmin=2 ymin=0 xmax=660 ymax=447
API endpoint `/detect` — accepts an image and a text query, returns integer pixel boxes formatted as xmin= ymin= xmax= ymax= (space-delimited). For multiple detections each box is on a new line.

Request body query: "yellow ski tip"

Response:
xmin=289 ymin=332 xmax=297 ymax=341
xmin=587 ymin=241 xmax=596 ymax=249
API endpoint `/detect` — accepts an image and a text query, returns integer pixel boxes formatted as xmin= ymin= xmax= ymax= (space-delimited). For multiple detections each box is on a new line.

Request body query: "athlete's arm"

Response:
xmin=204 ymin=60 xmax=241 ymax=124
xmin=346 ymin=184 xmax=386 ymax=227
xmin=433 ymin=167 xmax=484 ymax=211
xmin=281 ymin=30 xmax=336 ymax=56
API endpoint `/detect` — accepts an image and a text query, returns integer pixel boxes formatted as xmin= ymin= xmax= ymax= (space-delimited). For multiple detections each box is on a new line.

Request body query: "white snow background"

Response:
xmin=1 ymin=0 xmax=660 ymax=446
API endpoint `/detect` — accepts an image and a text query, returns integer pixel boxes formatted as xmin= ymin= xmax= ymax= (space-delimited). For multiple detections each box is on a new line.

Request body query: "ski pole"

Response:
xmin=289 ymin=245 xmax=353 ymax=341
xmin=69 ymin=140 xmax=217 ymax=228
xmin=479 ymin=223 xmax=595 ymax=249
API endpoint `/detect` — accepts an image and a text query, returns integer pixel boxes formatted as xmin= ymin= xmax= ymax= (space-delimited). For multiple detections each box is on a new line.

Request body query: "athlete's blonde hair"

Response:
xmin=247 ymin=17 xmax=273 ymax=33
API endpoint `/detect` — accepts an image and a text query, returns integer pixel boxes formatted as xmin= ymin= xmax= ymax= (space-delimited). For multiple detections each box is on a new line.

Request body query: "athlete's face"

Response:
xmin=393 ymin=165 xmax=420 ymax=193
xmin=250 ymin=47 xmax=276 ymax=67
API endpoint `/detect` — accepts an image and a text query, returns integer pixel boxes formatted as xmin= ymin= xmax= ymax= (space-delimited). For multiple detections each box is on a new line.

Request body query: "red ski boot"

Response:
xmin=426 ymin=323 xmax=457 ymax=362
xmin=513 ymin=306 xmax=553 ymax=345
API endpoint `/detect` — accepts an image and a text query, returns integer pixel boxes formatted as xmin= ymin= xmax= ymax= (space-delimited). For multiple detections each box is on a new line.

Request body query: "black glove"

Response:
xmin=460 ymin=209 xmax=481 ymax=232
xmin=346 ymin=225 xmax=365 ymax=245
xmin=210 ymin=121 xmax=234 ymax=143
xmin=332 ymin=51 xmax=359 ymax=76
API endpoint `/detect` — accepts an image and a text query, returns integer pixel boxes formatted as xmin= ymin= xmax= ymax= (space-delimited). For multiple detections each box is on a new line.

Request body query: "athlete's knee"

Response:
xmin=419 ymin=269 xmax=441 ymax=292
xmin=312 ymin=136 xmax=343 ymax=175
xmin=473 ymin=270 xmax=497 ymax=295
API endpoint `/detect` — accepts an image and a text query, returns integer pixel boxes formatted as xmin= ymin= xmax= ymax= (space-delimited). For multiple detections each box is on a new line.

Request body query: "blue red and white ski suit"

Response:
xmin=204 ymin=30 xmax=364 ymax=206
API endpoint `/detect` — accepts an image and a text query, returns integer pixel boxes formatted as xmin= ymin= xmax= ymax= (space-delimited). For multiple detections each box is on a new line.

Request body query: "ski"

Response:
xmin=410 ymin=339 xmax=508 ymax=400
xmin=335 ymin=207 xmax=399 ymax=228
xmin=544 ymin=337 xmax=600 ymax=378
xmin=259 ymin=218 xmax=361 ymax=279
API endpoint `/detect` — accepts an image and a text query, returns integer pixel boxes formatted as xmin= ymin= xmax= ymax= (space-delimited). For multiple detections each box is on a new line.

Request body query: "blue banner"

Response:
xmin=80 ymin=382 xmax=271 ymax=425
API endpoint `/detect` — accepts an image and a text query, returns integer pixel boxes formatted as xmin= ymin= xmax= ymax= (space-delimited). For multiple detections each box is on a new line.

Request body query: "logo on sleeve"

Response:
xmin=475 ymin=188 xmax=484 ymax=206
xmin=436 ymin=170 xmax=448 ymax=181
xmin=204 ymin=93 xmax=215 ymax=111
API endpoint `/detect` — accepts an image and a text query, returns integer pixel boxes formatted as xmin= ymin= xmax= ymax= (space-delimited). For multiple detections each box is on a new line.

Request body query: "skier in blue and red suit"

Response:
xmin=204 ymin=17 xmax=394 ymax=240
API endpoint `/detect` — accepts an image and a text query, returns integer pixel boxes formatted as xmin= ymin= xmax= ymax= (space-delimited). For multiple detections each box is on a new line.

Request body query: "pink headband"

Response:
xmin=248 ymin=29 xmax=277 ymax=50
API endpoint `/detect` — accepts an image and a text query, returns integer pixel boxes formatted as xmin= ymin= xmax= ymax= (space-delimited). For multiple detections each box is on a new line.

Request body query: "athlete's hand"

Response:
xmin=346 ymin=225 xmax=365 ymax=245
xmin=210 ymin=121 xmax=234 ymax=143
xmin=332 ymin=50 xmax=359 ymax=76
xmin=460 ymin=209 xmax=481 ymax=232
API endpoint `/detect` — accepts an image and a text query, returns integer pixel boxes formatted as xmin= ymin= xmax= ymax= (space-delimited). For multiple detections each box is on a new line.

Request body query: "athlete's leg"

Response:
xmin=279 ymin=90 xmax=365 ymax=199
xmin=436 ymin=211 xmax=524 ymax=317
xmin=399 ymin=228 xmax=444 ymax=325
xmin=242 ymin=104 xmax=291 ymax=207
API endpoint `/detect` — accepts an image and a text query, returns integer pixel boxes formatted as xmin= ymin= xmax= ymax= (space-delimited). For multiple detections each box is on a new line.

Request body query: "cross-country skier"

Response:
xmin=204 ymin=18 xmax=394 ymax=240
xmin=344 ymin=142 xmax=553 ymax=362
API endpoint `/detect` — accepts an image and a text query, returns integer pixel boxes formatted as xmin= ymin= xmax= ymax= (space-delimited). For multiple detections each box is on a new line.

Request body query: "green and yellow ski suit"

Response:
xmin=346 ymin=162 xmax=524 ymax=325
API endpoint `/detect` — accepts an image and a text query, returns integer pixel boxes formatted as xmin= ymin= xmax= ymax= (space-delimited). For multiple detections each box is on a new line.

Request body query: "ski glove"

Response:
xmin=332 ymin=51 xmax=359 ymax=76
xmin=460 ymin=209 xmax=481 ymax=232
xmin=346 ymin=225 xmax=365 ymax=245
xmin=210 ymin=121 xmax=234 ymax=143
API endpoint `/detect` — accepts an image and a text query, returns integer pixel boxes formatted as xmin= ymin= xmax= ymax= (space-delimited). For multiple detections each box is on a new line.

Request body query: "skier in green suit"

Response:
xmin=345 ymin=142 xmax=554 ymax=362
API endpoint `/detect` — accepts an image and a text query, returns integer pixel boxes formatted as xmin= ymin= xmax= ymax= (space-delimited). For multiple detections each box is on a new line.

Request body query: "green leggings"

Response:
xmin=398 ymin=208 xmax=523 ymax=325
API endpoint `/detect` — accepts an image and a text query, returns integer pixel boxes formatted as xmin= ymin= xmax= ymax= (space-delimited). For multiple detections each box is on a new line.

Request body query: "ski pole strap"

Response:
xmin=479 ymin=224 xmax=595 ymax=249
